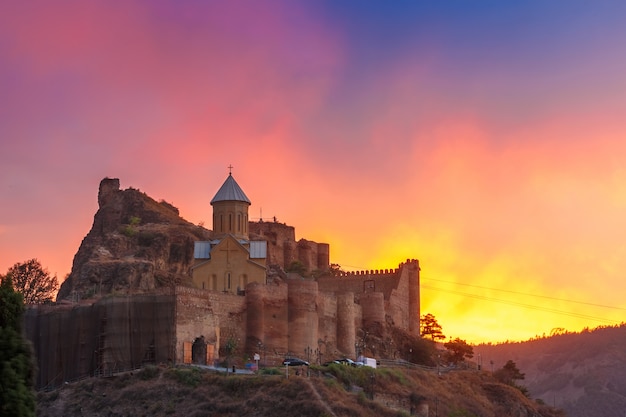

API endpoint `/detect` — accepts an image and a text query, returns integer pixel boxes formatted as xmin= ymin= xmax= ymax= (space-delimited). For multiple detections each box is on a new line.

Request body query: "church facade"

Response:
xmin=191 ymin=173 xmax=267 ymax=293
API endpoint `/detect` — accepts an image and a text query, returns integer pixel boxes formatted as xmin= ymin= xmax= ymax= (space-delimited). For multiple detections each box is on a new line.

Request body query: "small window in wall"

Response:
xmin=220 ymin=215 xmax=223 ymax=232
xmin=211 ymin=274 xmax=217 ymax=290
xmin=202 ymin=281 xmax=205 ymax=289
xmin=237 ymin=213 xmax=241 ymax=232
xmin=226 ymin=272 xmax=231 ymax=290
xmin=229 ymin=214 xmax=232 ymax=232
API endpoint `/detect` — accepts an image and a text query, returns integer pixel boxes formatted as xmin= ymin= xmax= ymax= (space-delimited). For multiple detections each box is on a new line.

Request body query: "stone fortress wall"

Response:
xmin=26 ymin=258 xmax=419 ymax=389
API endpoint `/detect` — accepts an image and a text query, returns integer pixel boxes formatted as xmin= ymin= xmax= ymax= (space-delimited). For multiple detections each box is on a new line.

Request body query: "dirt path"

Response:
xmin=302 ymin=378 xmax=338 ymax=417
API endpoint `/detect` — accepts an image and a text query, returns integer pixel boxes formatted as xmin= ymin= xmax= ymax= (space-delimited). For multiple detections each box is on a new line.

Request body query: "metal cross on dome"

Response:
xmin=228 ymin=164 xmax=233 ymax=174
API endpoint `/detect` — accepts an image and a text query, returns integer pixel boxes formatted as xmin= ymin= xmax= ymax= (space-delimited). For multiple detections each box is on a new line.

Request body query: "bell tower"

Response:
xmin=210 ymin=170 xmax=251 ymax=240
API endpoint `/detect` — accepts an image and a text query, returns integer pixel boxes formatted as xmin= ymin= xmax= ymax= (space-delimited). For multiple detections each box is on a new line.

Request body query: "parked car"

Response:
xmin=282 ymin=358 xmax=309 ymax=366
xmin=335 ymin=358 xmax=357 ymax=367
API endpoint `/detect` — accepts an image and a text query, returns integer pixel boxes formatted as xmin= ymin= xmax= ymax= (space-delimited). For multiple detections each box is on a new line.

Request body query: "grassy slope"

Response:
xmin=36 ymin=365 xmax=564 ymax=417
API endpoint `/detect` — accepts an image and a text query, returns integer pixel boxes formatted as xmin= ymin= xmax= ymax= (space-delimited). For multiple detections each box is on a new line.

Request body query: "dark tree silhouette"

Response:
xmin=443 ymin=337 xmax=474 ymax=364
xmin=6 ymin=259 xmax=58 ymax=304
xmin=420 ymin=313 xmax=445 ymax=341
xmin=494 ymin=359 xmax=526 ymax=385
xmin=0 ymin=275 xmax=36 ymax=416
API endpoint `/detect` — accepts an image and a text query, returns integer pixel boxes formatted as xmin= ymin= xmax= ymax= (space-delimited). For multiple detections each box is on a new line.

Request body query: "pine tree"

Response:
xmin=420 ymin=313 xmax=445 ymax=341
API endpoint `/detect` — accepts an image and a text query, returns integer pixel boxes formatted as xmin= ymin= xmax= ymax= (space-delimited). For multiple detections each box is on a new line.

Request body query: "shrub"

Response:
xmin=137 ymin=231 xmax=159 ymax=246
xmin=166 ymin=367 xmax=202 ymax=388
xmin=260 ymin=367 xmax=282 ymax=375
xmin=139 ymin=365 xmax=160 ymax=380
xmin=121 ymin=225 xmax=136 ymax=237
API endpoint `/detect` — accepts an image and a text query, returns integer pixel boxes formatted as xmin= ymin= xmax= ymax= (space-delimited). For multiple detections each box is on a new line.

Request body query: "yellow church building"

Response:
xmin=191 ymin=173 xmax=267 ymax=293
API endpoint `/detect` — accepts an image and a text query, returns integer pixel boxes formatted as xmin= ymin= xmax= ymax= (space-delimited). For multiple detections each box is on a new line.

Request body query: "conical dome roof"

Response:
xmin=210 ymin=173 xmax=251 ymax=204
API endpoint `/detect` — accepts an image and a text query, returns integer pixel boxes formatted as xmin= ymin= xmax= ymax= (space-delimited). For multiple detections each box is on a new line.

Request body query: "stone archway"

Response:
xmin=192 ymin=336 xmax=207 ymax=365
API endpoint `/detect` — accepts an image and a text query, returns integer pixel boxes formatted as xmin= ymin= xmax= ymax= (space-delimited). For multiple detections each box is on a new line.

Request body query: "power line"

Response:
xmin=421 ymin=283 xmax=621 ymax=325
xmin=422 ymin=276 xmax=626 ymax=312
xmin=334 ymin=261 xmax=624 ymax=323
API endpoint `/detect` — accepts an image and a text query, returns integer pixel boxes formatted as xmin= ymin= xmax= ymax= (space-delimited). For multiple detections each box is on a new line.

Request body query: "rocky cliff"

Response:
xmin=57 ymin=178 xmax=212 ymax=301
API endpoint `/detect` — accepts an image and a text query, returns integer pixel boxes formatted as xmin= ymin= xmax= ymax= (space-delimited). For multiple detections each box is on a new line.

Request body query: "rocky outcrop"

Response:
xmin=57 ymin=178 xmax=212 ymax=300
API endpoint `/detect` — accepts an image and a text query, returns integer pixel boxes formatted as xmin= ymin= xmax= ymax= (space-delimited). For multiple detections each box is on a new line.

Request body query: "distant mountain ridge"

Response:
xmin=478 ymin=324 xmax=626 ymax=417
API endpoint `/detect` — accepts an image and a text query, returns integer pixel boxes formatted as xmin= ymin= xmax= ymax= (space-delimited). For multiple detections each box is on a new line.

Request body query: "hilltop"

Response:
xmin=57 ymin=178 xmax=211 ymax=300
xmin=479 ymin=324 xmax=626 ymax=417
xmin=36 ymin=364 xmax=563 ymax=417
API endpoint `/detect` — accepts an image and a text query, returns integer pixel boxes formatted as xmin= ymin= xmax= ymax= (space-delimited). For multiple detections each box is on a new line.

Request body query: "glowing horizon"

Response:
xmin=2 ymin=1 xmax=626 ymax=344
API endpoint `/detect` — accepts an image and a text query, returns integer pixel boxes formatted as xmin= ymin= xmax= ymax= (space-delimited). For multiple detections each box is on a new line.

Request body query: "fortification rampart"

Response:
xmin=317 ymin=271 xmax=400 ymax=300
xmin=26 ymin=259 xmax=420 ymax=387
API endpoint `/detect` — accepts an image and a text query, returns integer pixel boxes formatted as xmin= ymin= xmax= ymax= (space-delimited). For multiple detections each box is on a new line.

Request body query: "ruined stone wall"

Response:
xmin=249 ymin=221 xmax=295 ymax=267
xmin=25 ymin=293 xmax=176 ymax=390
xmin=248 ymin=221 xmax=329 ymax=272
xmin=173 ymin=286 xmax=217 ymax=363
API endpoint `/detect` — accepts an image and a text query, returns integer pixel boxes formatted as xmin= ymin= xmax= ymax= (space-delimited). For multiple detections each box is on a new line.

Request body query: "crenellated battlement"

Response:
xmin=335 ymin=268 xmax=399 ymax=277
xmin=332 ymin=258 xmax=419 ymax=278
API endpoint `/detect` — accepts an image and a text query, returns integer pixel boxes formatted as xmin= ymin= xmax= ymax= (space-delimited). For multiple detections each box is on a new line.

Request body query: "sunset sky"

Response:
xmin=2 ymin=1 xmax=626 ymax=343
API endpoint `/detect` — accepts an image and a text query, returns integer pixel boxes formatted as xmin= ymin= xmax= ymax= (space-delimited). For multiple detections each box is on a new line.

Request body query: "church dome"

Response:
xmin=210 ymin=173 xmax=251 ymax=205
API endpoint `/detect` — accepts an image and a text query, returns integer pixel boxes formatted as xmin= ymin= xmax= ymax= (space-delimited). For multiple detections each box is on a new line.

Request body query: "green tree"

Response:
xmin=0 ymin=275 xmax=36 ymax=416
xmin=420 ymin=313 xmax=445 ymax=341
xmin=6 ymin=259 xmax=58 ymax=304
xmin=443 ymin=337 xmax=474 ymax=364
